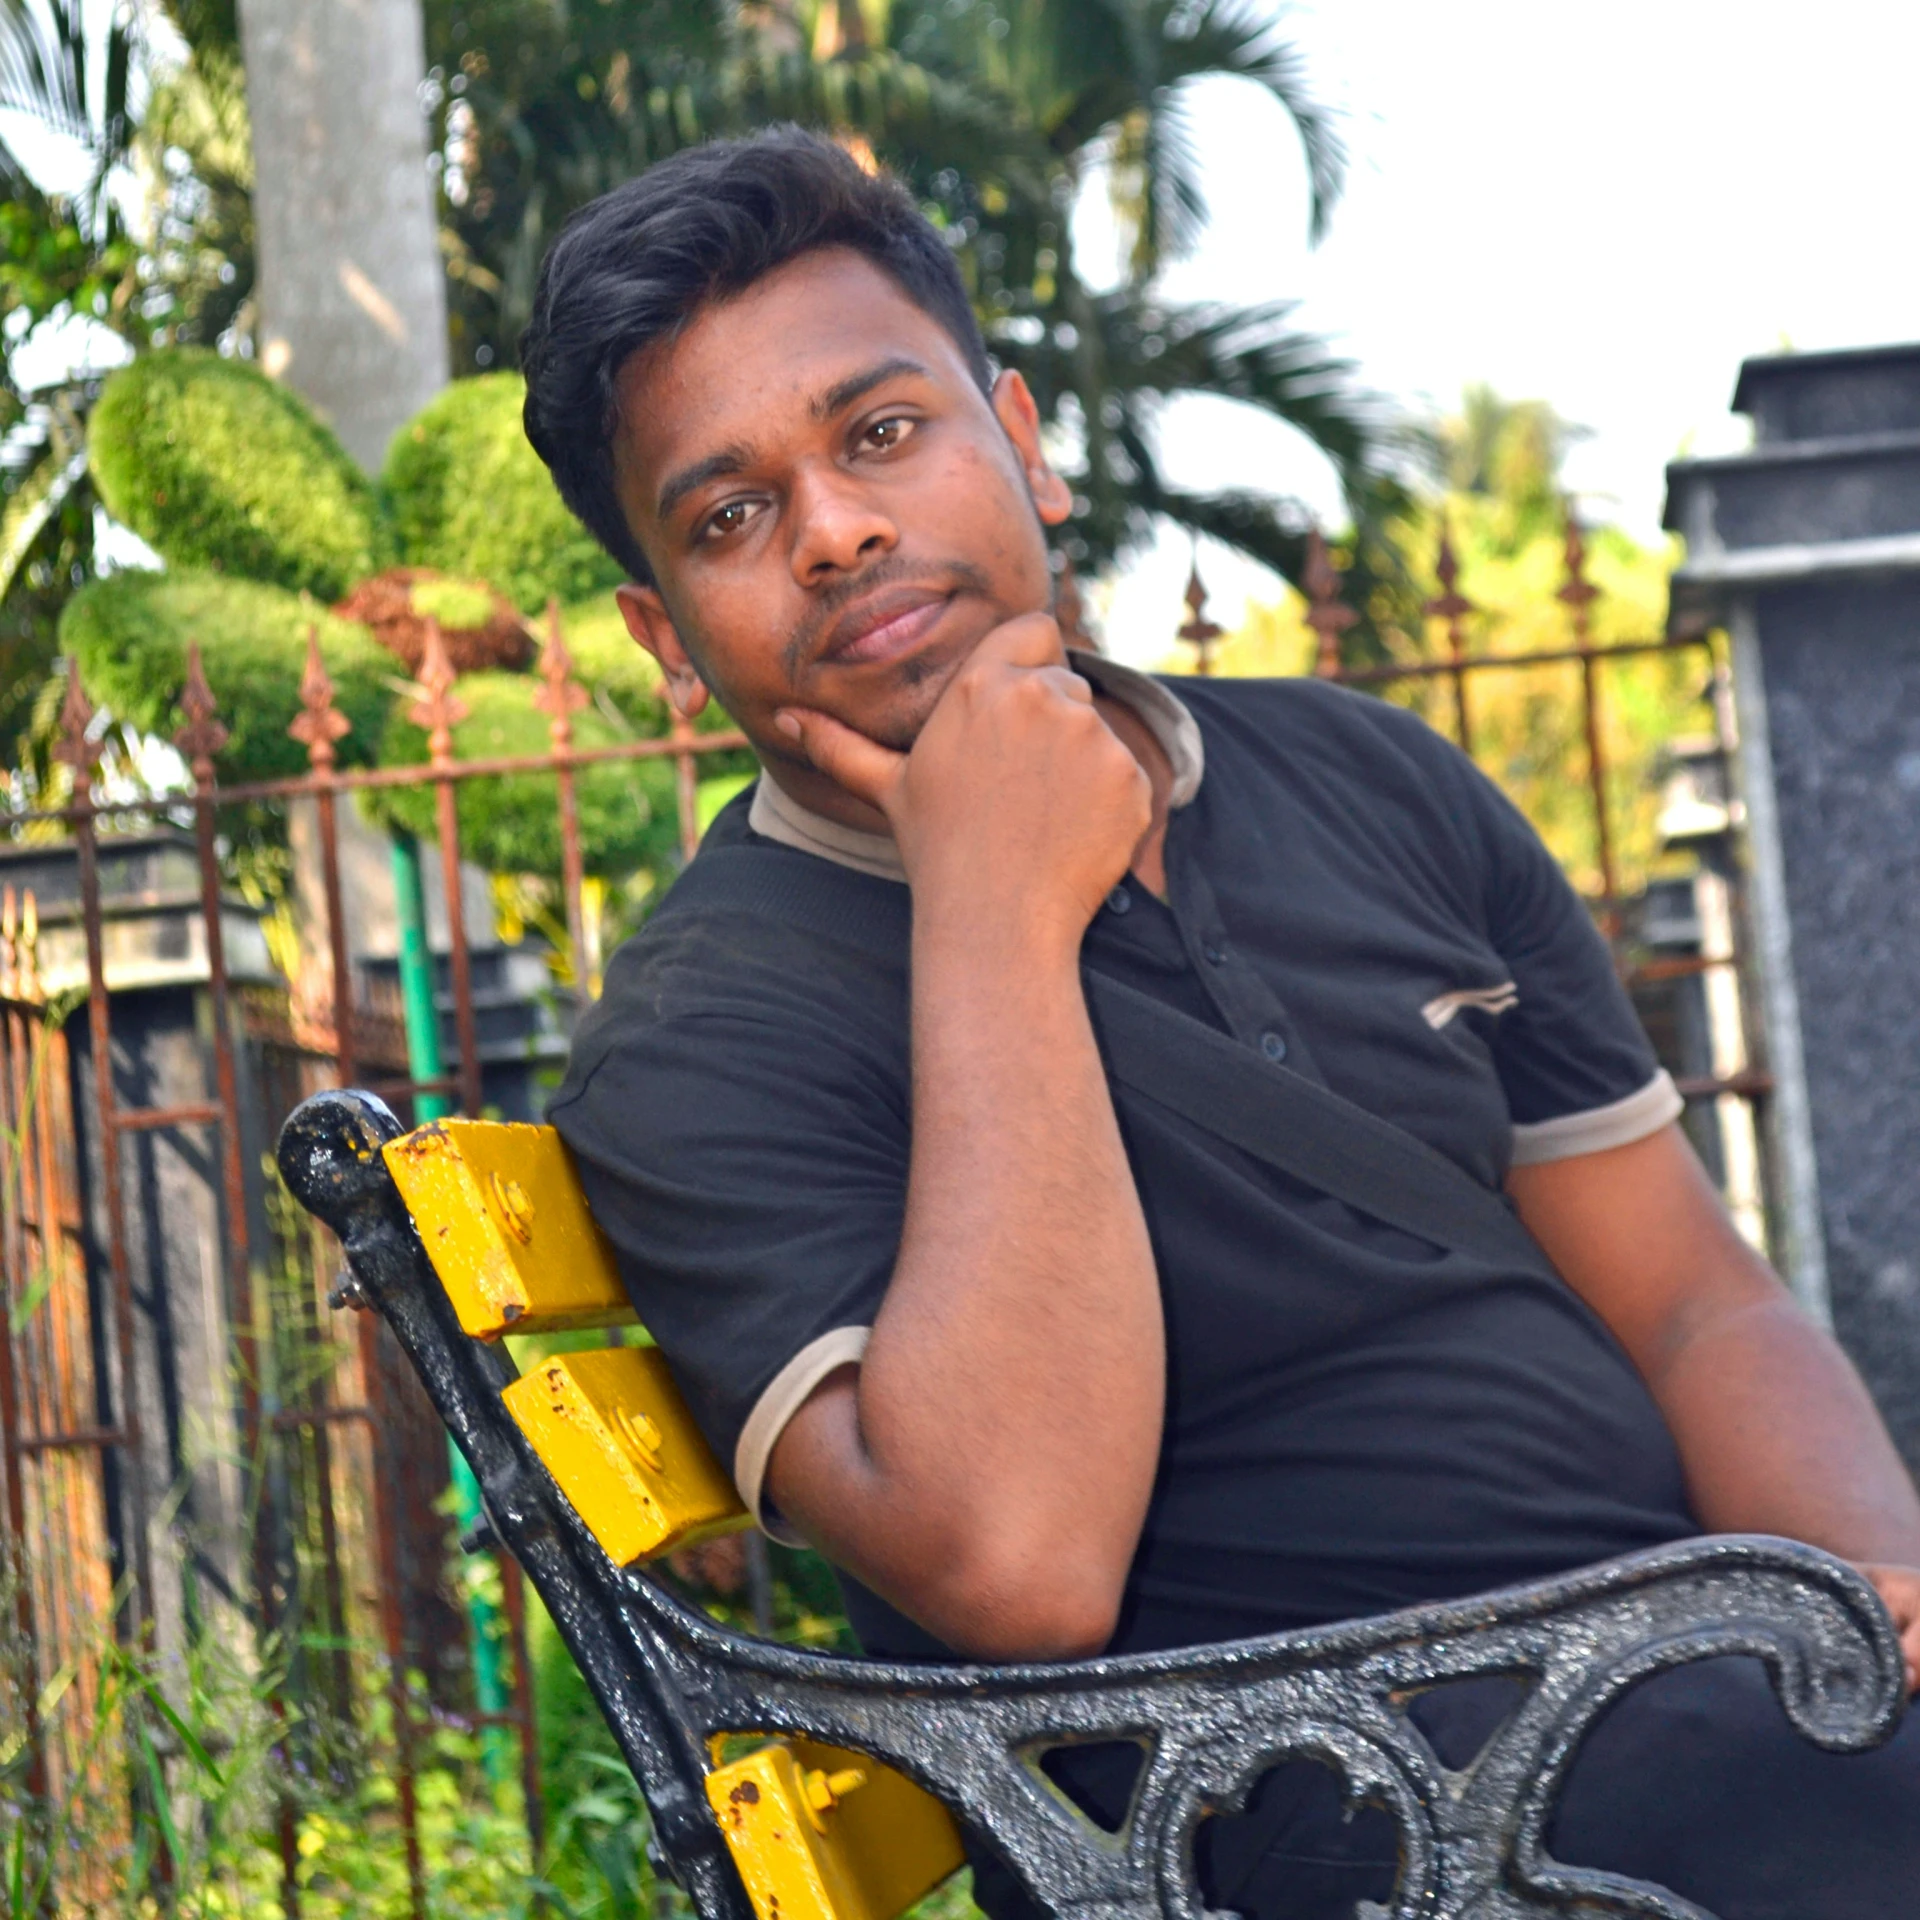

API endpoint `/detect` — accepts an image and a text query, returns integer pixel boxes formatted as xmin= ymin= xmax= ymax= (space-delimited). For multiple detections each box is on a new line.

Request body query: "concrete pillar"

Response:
xmin=1664 ymin=343 xmax=1920 ymax=1475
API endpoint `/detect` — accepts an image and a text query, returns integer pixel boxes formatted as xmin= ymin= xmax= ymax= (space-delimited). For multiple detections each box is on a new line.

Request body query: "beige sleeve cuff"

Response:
xmin=733 ymin=1326 xmax=871 ymax=1544
xmin=1509 ymin=1070 xmax=1684 ymax=1167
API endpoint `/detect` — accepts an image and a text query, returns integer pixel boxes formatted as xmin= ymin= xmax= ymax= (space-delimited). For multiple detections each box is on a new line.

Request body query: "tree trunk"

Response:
xmin=234 ymin=0 xmax=449 ymax=474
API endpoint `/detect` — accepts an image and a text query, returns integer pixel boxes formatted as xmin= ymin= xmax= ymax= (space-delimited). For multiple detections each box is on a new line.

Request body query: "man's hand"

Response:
xmin=775 ymin=612 xmax=1151 ymax=950
xmin=1861 ymin=1565 xmax=1920 ymax=1693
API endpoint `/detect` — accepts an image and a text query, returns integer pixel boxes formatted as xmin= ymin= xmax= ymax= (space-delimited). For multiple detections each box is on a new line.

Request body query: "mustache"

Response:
xmin=780 ymin=555 xmax=993 ymax=685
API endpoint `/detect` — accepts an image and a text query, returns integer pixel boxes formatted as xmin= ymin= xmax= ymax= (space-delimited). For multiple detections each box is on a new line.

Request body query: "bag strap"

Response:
xmin=655 ymin=844 xmax=1550 ymax=1274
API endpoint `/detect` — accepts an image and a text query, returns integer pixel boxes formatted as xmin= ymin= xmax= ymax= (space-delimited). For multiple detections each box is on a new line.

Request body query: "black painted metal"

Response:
xmin=277 ymin=1089 xmax=1907 ymax=1920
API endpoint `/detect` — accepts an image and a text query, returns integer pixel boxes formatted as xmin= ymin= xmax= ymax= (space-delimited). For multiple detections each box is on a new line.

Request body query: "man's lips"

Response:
xmin=816 ymin=586 xmax=956 ymax=667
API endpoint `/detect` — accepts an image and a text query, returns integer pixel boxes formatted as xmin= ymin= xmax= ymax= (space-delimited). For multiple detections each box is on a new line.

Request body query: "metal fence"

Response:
xmin=0 ymin=521 xmax=1769 ymax=1914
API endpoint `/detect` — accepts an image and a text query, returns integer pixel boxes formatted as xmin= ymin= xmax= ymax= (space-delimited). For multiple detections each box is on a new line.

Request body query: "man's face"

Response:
xmin=610 ymin=247 xmax=1071 ymax=802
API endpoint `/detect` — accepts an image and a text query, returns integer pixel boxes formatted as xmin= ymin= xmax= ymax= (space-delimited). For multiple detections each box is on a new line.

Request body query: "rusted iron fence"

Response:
xmin=0 ymin=524 xmax=1768 ymax=1913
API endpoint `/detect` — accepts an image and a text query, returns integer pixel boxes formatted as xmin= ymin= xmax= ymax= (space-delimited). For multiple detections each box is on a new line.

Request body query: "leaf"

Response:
xmin=135 ymin=1722 xmax=187 ymax=1870
xmin=112 ymin=1642 xmax=227 ymax=1786
xmin=0 ymin=399 xmax=86 ymax=603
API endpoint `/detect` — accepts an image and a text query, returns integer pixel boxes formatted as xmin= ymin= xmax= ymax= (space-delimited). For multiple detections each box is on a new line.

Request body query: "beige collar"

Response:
xmin=746 ymin=650 xmax=1204 ymax=885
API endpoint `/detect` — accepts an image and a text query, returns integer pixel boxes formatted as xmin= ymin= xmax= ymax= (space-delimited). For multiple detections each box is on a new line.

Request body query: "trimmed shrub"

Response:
xmin=381 ymin=374 xmax=623 ymax=613
xmin=90 ymin=349 xmax=387 ymax=599
xmin=366 ymin=672 xmax=677 ymax=879
xmin=557 ymin=595 xmax=672 ymax=732
xmin=60 ymin=571 xmax=396 ymax=781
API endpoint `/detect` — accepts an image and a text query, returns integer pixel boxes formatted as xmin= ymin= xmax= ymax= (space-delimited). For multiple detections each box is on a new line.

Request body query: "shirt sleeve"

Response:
xmin=1448 ymin=740 xmax=1681 ymax=1164
xmin=548 ymin=1008 xmax=908 ymax=1536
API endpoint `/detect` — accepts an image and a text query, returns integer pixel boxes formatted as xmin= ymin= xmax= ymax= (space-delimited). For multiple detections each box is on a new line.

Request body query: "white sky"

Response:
xmin=1092 ymin=0 xmax=1920 ymax=663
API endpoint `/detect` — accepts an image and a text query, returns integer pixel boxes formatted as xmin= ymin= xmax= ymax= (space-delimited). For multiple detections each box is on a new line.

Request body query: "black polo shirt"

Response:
xmin=550 ymin=674 xmax=1699 ymax=1657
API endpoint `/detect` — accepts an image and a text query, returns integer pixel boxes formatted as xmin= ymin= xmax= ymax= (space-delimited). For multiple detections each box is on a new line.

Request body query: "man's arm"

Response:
xmin=1510 ymin=1124 xmax=1920 ymax=1688
xmin=761 ymin=616 xmax=1165 ymax=1661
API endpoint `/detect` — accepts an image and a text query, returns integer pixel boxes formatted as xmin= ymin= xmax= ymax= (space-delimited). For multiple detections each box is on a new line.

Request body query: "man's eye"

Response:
xmin=701 ymin=500 xmax=758 ymax=540
xmin=863 ymin=416 xmax=914 ymax=452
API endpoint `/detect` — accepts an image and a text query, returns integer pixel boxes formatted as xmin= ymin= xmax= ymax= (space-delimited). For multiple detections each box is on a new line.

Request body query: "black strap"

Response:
xmin=655 ymin=845 xmax=1551 ymax=1275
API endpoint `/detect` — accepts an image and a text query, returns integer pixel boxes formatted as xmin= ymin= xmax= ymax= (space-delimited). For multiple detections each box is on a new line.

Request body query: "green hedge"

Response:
xmin=365 ymin=672 xmax=677 ymax=878
xmin=90 ymin=349 xmax=387 ymax=599
xmin=557 ymin=595 xmax=674 ymax=730
xmin=59 ymin=570 xmax=395 ymax=782
xmin=381 ymin=374 xmax=623 ymax=613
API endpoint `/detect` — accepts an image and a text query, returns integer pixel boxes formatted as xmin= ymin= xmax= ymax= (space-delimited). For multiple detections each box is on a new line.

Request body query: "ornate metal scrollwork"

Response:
xmin=277 ymin=1090 xmax=1906 ymax=1920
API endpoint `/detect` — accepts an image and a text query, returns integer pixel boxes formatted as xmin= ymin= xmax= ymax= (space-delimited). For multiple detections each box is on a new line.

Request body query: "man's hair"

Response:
xmin=519 ymin=126 xmax=993 ymax=586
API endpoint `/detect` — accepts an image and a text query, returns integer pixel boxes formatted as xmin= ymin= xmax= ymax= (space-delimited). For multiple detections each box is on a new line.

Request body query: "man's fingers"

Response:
xmin=971 ymin=610 xmax=1068 ymax=672
xmin=776 ymin=708 xmax=906 ymax=811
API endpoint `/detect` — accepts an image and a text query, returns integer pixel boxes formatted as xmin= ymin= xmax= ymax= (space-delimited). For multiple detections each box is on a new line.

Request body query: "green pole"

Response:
xmin=389 ymin=831 xmax=512 ymax=1791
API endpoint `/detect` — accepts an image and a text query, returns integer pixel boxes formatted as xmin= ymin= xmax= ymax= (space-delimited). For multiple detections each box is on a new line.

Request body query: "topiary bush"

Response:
xmin=59 ymin=571 xmax=396 ymax=781
xmin=557 ymin=596 xmax=673 ymax=731
xmin=365 ymin=672 xmax=678 ymax=879
xmin=90 ymin=349 xmax=388 ymax=599
xmin=381 ymin=373 xmax=624 ymax=614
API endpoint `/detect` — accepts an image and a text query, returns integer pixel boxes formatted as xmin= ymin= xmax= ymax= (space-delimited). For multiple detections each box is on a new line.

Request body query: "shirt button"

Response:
xmin=1106 ymin=885 xmax=1132 ymax=915
xmin=1260 ymin=1030 xmax=1288 ymax=1063
xmin=1203 ymin=942 xmax=1227 ymax=966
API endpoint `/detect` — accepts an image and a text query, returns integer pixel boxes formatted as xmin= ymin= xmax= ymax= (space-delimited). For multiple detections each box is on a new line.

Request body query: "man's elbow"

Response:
xmin=921 ymin=1546 xmax=1124 ymax=1662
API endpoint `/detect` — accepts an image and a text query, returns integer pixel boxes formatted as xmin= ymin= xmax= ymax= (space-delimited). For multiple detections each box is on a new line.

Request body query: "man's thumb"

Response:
xmin=775 ymin=709 xmax=904 ymax=812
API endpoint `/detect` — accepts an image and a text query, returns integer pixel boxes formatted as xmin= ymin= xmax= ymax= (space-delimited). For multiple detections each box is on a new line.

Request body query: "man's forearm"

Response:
xmin=771 ymin=915 xmax=1164 ymax=1656
xmin=1647 ymin=1295 xmax=1920 ymax=1565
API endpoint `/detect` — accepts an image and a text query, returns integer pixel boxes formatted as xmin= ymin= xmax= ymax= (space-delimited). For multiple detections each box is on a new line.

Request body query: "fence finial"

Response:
xmin=174 ymin=642 xmax=231 ymax=783
xmin=19 ymin=888 xmax=39 ymax=1001
xmin=533 ymin=600 xmax=588 ymax=748
xmin=1178 ymin=554 xmax=1223 ymax=676
xmin=289 ymin=625 xmax=352 ymax=772
xmin=408 ymin=617 xmax=469 ymax=767
xmin=1303 ymin=530 xmax=1357 ymax=678
xmin=1424 ymin=523 xmax=1472 ymax=627
xmin=53 ymin=659 xmax=102 ymax=788
xmin=1557 ymin=505 xmax=1599 ymax=638
xmin=1424 ymin=522 xmax=1476 ymax=751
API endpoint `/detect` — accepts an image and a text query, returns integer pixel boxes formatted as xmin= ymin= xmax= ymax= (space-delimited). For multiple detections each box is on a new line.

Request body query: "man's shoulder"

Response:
xmin=1169 ymin=670 xmax=1457 ymax=760
xmin=556 ymin=794 xmax=911 ymax=1107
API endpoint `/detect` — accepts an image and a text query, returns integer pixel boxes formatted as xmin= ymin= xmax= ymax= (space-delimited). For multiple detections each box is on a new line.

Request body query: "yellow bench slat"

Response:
xmin=503 ymin=1347 xmax=748 ymax=1562
xmin=384 ymin=1119 xmax=634 ymax=1339
xmin=707 ymin=1738 xmax=965 ymax=1920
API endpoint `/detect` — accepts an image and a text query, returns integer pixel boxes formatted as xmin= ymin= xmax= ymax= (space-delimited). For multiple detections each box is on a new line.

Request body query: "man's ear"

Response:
xmin=991 ymin=370 xmax=1073 ymax=527
xmin=615 ymin=582 xmax=710 ymax=719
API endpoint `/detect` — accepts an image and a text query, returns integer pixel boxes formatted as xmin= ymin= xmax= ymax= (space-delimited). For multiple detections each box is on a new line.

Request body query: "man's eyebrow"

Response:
xmin=656 ymin=443 xmax=756 ymax=522
xmin=810 ymin=356 xmax=930 ymax=423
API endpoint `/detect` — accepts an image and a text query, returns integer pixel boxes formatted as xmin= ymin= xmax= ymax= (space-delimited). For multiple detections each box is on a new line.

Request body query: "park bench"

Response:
xmin=277 ymin=1090 xmax=1907 ymax=1920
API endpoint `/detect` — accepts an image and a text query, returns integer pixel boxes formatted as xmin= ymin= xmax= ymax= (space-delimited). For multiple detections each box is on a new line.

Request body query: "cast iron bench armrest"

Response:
xmin=277 ymin=1089 xmax=1906 ymax=1920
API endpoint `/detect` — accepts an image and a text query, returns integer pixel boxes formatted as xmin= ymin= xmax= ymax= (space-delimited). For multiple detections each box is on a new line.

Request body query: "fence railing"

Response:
xmin=0 ymin=516 xmax=1769 ymax=1913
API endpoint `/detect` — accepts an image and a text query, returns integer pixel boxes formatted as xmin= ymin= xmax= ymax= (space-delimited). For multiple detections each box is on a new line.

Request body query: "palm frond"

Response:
xmin=1157 ymin=0 xmax=1345 ymax=242
xmin=0 ymin=0 xmax=88 ymax=150
xmin=0 ymin=399 xmax=85 ymax=601
xmin=0 ymin=0 xmax=138 ymax=223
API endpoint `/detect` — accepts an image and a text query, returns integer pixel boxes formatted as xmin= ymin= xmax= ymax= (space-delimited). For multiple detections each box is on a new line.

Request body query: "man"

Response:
xmin=523 ymin=128 xmax=1920 ymax=1917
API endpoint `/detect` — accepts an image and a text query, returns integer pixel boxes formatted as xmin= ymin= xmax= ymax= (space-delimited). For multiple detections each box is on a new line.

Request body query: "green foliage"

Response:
xmin=89 ymin=349 xmax=387 ymax=598
xmin=58 ymin=569 xmax=395 ymax=780
xmin=383 ymin=373 xmax=624 ymax=611
xmin=366 ymin=670 xmax=678 ymax=879
xmin=1211 ymin=386 xmax=1701 ymax=902
xmin=129 ymin=49 xmax=257 ymax=353
xmin=426 ymin=0 xmax=1383 ymax=586
xmin=409 ymin=574 xmax=500 ymax=631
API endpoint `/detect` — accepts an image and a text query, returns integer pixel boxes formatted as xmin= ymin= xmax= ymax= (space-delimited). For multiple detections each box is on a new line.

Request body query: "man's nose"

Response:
xmin=788 ymin=462 xmax=897 ymax=581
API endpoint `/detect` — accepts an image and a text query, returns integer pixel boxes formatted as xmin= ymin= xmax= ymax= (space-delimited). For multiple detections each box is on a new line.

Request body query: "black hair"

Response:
xmin=519 ymin=126 xmax=993 ymax=586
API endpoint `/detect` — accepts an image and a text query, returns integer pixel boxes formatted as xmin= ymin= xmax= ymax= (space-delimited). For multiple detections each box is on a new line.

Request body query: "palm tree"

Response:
xmin=431 ymin=0 xmax=1389 ymax=587
xmin=0 ymin=0 xmax=140 ymax=769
